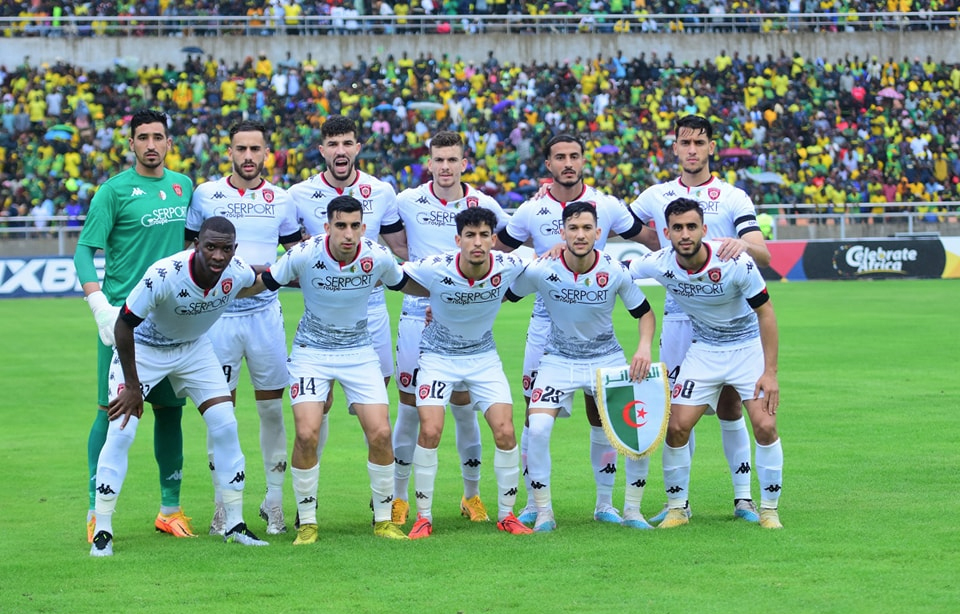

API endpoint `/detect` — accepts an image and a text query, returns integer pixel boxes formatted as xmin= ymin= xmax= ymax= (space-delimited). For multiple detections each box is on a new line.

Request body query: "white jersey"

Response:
xmin=509 ymin=249 xmax=647 ymax=359
xmin=628 ymin=241 xmax=768 ymax=347
xmin=500 ymin=183 xmax=643 ymax=319
xmin=187 ymin=176 xmax=300 ymax=314
xmin=268 ymin=235 xmax=405 ymax=350
xmin=628 ymin=175 xmax=761 ymax=321
xmin=123 ymin=250 xmax=255 ymax=348
xmin=289 ymin=169 xmax=402 ymax=308
xmin=501 ymin=184 xmax=642 ymax=255
xmin=396 ymin=180 xmax=511 ymax=317
xmin=403 ymin=250 xmax=526 ymax=356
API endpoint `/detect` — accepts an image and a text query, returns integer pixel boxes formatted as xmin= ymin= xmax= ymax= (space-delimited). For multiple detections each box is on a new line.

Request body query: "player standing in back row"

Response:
xmin=186 ymin=119 xmax=303 ymax=536
xmin=628 ymin=114 xmax=771 ymax=524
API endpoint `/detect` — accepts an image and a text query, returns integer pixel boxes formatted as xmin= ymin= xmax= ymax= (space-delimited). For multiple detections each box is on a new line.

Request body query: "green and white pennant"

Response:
xmin=593 ymin=363 xmax=671 ymax=460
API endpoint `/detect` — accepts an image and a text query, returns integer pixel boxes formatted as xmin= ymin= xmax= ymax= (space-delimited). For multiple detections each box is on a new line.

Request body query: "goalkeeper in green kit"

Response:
xmin=74 ymin=109 xmax=197 ymax=541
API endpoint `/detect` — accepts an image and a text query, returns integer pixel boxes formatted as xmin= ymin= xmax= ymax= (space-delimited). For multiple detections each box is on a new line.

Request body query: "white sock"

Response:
xmin=392 ymin=402 xmax=419 ymax=501
xmin=526 ymin=414 xmax=554 ymax=512
xmin=315 ymin=413 xmax=330 ymax=462
xmin=413 ymin=445 xmax=438 ymax=521
xmin=590 ymin=426 xmax=616 ymax=509
xmin=520 ymin=423 xmax=533 ymax=506
xmin=662 ymin=442 xmax=691 ymax=509
xmin=368 ymin=461 xmax=394 ymax=523
xmin=451 ymin=402 xmax=482 ymax=499
xmin=623 ymin=456 xmax=650 ymax=513
xmin=256 ymin=398 xmax=287 ymax=505
xmin=204 ymin=402 xmax=246 ymax=530
xmin=688 ymin=427 xmax=697 ymax=460
xmin=206 ymin=432 xmax=221 ymax=505
xmin=493 ymin=445 xmax=521 ymax=521
xmin=291 ymin=464 xmax=319 ymax=526
xmin=95 ymin=415 xmax=140 ymax=536
xmin=720 ymin=417 xmax=753 ymax=500
xmin=756 ymin=439 xmax=783 ymax=509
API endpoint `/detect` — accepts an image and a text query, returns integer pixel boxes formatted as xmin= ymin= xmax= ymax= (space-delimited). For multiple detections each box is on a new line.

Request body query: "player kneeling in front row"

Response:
xmin=629 ymin=198 xmax=784 ymax=529
xmin=259 ymin=195 xmax=420 ymax=544
xmin=403 ymin=207 xmax=533 ymax=539
xmin=506 ymin=201 xmax=656 ymax=531
xmin=91 ymin=217 xmax=269 ymax=557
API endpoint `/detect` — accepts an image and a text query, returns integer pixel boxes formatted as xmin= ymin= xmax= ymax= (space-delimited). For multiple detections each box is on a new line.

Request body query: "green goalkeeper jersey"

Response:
xmin=77 ymin=167 xmax=193 ymax=305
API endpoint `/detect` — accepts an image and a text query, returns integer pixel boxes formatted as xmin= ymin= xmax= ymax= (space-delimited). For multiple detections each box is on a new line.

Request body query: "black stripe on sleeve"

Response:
xmin=262 ymin=270 xmax=282 ymax=291
xmin=747 ymin=288 xmax=770 ymax=309
xmin=497 ymin=228 xmax=524 ymax=250
xmin=628 ymin=299 xmax=652 ymax=319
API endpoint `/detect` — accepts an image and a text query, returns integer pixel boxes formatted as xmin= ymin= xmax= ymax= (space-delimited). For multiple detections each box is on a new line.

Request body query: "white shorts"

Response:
xmin=415 ymin=351 xmax=512 ymax=412
xmin=368 ymin=302 xmax=394 ymax=378
xmin=108 ymin=336 xmax=230 ymax=408
xmin=207 ymin=302 xmax=289 ymax=391
xmin=521 ymin=313 xmax=550 ymax=396
xmin=672 ymin=340 xmax=765 ymax=409
xmin=659 ymin=317 xmax=693 ymax=384
xmin=287 ymin=346 xmax=388 ymax=410
xmin=529 ymin=352 xmax=624 ymax=418
xmin=395 ymin=312 xmax=425 ymax=394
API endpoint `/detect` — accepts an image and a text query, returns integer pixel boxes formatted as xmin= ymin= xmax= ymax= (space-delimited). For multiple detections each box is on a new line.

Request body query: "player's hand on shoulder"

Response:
xmin=538 ymin=241 xmax=566 ymax=260
xmin=715 ymin=237 xmax=748 ymax=261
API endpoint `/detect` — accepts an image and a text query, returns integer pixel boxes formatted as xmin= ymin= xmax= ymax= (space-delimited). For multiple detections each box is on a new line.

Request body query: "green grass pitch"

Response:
xmin=0 ymin=278 xmax=957 ymax=613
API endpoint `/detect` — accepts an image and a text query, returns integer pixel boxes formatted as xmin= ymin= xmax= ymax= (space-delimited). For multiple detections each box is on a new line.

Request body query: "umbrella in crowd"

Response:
xmin=43 ymin=123 xmax=77 ymax=142
xmin=596 ymin=144 xmax=620 ymax=154
xmin=492 ymin=99 xmax=515 ymax=113
xmin=407 ymin=101 xmax=443 ymax=111
xmin=374 ymin=102 xmax=395 ymax=112
xmin=746 ymin=171 xmax=786 ymax=185
xmin=718 ymin=147 xmax=754 ymax=159
xmin=180 ymin=46 xmax=205 ymax=54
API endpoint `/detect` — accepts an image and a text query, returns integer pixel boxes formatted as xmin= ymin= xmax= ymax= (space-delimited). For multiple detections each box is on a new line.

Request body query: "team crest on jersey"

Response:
xmin=418 ymin=384 xmax=431 ymax=400
xmin=290 ymin=383 xmax=300 ymax=399
xmin=531 ymin=388 xmax=543 ymax=403
xmin=263 ymin=188 xmax=274 ymax=203
xmin=174 ymin=184 xmax=183 ymax=197
xmin=400 ymin=372 xmax=413 ymax=387
xmin=466 ymin=196 xmax=479 ymax=208
xmin=708 ymin=187 xmax=721 ymax=200
xmin=490 ymin=273 xmax=501 ymax=287
xmin=221 ymin=279 xmax=233 ymax=294
xmin=360 ymin=257 xmax=374 ymax=273
xmin=596 ymin=272 xmax=609 ymax=288
xmin=359 ymin=184 xmax=372 ymax=199
xmin=707 ymin=268 xmax=722 ymax=282
xmin=522 ymin=375 xmax=532 ymax=391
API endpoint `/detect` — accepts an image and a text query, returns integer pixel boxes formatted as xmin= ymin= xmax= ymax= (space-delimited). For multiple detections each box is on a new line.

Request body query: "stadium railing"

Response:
xmin=1 ymin=12 xmax=957 ymax=38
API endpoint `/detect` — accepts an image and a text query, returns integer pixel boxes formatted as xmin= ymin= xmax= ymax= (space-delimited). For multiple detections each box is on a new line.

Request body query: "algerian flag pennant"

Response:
xmin=594 ymin=363 xmax=671 ymax=460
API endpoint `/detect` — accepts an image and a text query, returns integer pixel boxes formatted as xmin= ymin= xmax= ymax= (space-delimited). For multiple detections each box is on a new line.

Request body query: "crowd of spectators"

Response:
xmin=3 ymin=45 xmax=960 ymax=232
xmin=3 ymin=0 xmax=960 ymax=38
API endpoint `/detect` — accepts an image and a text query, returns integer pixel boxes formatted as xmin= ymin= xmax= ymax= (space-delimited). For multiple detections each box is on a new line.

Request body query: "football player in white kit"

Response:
xmin=628 ymin=115 xmax=771 ymax=524
xmin=391 ymin=131 xmax=512 ymax=526
xmin=186 ymin=120 xmax=303 ymax=536
xmin=506 ymin=201 xmax=656 ymax=532
xmin=402 ymin=207 xmax=533 ymax=539
xmin=629 ymin=198 xmax=783 ymax=530
xmin=91 ymin=217 xmax=270 ymax=556
xmin=259 ymin=196 xmax=419 ymax=543
xmin=288 ymin=115 xmax=408 ymax=518
xmin=496 ymin=134 xmax=659 ymax=526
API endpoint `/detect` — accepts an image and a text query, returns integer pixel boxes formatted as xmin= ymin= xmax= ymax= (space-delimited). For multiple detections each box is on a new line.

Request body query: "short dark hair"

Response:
xmin=544 ymin=133 xmax=584 ymax=159
xmin=562 ymin=201 xmax=597 ymax=225
xmin=455 ymin=206 xmax=496 ymax=235
xmin=199 ymin=215 xmax=236 ymax=237
xmin=230 ymin=119 xmax=267 ymax=140
xmin=321 ymin=115 xmax=358 ymax=141
xmin=664 ymin=197 xmax=704 ymax=223
xmin=130 ymin=109 xmax=168 ymax=138
xmin=430 ymin=130 xmax=464 ymax=154
xmin=675 ymin=114 xmax=713 ymax=139
xmin=326 ymin=195 xmax=364 ymax=219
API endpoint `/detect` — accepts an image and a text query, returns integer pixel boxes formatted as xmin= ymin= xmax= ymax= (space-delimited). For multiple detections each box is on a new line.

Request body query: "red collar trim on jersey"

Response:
xmin=455 ymin=252 xmax=493 ymax=286
xmin=321 ymin=169 xmax=359 ymax=195
xmin=547 ymin=184 xmax=586 ymax=206
xmin=325 ymin=235 xmax=360 ymax=268
xmin=680 ymin=242 xmax=713 ymax=275
xmin=561 ymin=249 xmax=599 ymax=281
xmin=678 ymin=175 xmax=716 ymax=191
xmin=226 ymin=176 xmax=265 ymax=197
xmin=430 ymin=181 xmax=467 ymax=206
